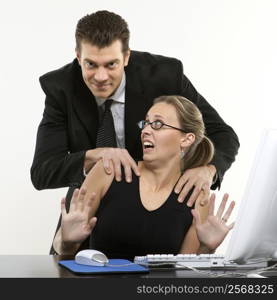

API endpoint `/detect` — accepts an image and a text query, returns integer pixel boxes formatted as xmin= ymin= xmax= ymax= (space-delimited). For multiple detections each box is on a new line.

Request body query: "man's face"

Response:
xmin=76 ymin=40 xmax=130 ymax=100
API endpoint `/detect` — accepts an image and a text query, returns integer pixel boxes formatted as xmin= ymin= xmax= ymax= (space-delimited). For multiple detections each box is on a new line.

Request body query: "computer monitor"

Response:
xmin=225 ymin=128 xmax=277 ymax=264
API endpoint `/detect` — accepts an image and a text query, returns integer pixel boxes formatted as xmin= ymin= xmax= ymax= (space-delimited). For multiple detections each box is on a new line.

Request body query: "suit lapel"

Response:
xmin=125 ymin=63 xmax=150 ymax=157
xmin=72 ymin=62 xmax=99 ymax=145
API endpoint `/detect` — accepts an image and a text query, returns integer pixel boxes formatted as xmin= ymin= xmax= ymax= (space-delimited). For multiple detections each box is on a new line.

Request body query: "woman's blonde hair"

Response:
xmin=153 ymin=95 xmax=214 ymax=171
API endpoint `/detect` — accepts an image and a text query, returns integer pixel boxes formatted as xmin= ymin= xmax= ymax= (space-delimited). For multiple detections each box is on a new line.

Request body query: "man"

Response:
xmin=31 ymin=10 xmax=239 ymax=253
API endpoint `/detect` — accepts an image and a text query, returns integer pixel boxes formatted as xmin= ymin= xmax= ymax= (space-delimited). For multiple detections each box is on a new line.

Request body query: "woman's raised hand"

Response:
xmin=61 ymin=188 xmax=97 ymax=244
xmin=191 ymin=193 xmax=235 ymax=252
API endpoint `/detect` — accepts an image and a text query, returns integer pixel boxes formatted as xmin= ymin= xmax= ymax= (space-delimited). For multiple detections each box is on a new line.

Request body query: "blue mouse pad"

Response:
xmin=59 ymin=259 xmax=149 ymax=274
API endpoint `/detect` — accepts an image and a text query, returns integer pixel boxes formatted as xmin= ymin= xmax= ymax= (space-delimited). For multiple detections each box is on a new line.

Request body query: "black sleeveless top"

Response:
xmin=90 ymin=174 xmax=193 ymax=260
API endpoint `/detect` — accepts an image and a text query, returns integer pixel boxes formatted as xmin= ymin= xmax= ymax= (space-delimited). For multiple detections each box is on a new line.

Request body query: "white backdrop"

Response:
xmin=0 ymin=0 xmax=276 ymax=254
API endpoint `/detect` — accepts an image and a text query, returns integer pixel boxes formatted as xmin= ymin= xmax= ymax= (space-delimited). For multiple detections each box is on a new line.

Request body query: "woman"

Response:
xmin=53 ymin=95 xmax=235 ymax=258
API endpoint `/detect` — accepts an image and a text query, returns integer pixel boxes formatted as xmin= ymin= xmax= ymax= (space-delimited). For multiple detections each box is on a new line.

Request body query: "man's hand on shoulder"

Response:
xmin=84 ymin=148 xmax=140 ymax=183
xmin=174 ymin=165 xmax=217 ymax=206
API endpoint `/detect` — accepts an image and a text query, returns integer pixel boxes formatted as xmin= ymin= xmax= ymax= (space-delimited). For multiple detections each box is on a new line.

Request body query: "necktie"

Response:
xmin=96 ymin=99 xmax=117 ymax=147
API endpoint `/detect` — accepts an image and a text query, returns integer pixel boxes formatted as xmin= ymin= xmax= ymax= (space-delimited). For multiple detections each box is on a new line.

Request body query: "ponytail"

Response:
xmin=182 ymin=136 xmax=214 ymax=171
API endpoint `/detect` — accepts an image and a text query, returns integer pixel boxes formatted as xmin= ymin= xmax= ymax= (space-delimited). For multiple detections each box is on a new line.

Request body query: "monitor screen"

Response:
xmin=225 ymin=129 xmax=277 ymax=264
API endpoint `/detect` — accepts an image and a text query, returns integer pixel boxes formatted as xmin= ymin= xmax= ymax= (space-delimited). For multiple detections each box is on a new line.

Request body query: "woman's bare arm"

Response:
xmin=53 ymin=161 xmax=114 ymax=254
xmin=179 ymin=191 xmax=210 ymax=253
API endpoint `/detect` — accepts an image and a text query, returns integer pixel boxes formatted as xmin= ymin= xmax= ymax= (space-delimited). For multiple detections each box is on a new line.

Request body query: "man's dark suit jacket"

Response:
xmin=30 ymin=50 xmax=239 ymax=253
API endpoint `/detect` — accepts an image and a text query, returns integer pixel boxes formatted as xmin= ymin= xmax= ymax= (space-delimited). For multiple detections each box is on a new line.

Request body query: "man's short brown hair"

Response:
xmin=75 ymin=10 xmax=130 ymax=53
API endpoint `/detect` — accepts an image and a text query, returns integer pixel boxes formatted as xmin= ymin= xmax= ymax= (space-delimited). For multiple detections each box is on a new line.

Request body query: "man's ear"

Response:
xmin=181 ymin=133 xmax=195 ymax=148
xmin=75 ymin=49 xmax=81 ymax=65
xmin=123 ymin=49 xmax=131 ymax=67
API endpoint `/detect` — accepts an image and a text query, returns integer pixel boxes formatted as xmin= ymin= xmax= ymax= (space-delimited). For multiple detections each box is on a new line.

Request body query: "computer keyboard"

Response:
xmin=134 ymin=254 xmax=267 ymax=269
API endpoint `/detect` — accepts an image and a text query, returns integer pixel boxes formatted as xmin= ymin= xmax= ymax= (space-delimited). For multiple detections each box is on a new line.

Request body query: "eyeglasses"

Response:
xmin=137 ymin=120 xmax=186 ymax=133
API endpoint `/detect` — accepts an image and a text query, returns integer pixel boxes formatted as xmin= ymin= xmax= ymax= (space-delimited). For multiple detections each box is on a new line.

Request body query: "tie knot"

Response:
xmin=104 ymin=99 xmax=113 ymax=111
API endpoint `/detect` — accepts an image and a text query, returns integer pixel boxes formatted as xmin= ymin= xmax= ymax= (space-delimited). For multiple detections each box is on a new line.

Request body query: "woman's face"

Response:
xmin=140 ymin=102 xmax=186 ymax=165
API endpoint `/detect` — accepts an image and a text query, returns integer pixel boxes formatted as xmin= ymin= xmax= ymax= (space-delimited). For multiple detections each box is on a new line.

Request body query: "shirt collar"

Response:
xmin=95 ymin=71 xmax=126 ymax=107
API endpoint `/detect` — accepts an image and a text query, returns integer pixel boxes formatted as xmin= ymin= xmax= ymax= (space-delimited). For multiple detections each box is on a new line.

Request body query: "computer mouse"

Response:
xmin=75 ymin=249 xmax=109 ymax=267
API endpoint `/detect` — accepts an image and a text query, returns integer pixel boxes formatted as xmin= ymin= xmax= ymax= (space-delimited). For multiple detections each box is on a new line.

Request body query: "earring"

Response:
xmin=180 ymin=150 xmax=185 ymax=159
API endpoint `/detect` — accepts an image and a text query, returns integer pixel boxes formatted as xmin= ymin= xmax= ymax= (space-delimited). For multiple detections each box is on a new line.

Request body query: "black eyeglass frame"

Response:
xmin=137 ymin=120 xmax=187 ymax=133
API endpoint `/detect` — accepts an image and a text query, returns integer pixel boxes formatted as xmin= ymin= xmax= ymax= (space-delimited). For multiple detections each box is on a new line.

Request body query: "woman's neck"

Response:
xmin=139 ymin=161 xmax=181 ymax=192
